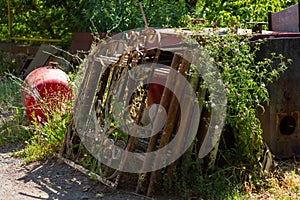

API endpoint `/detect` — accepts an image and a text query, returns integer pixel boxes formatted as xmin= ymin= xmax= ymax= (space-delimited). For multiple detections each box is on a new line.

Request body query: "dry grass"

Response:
xmin=249 ymin=158 xmax=300 ymax=199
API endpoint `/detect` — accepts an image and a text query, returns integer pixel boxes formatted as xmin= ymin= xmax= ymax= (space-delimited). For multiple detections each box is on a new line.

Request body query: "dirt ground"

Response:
xmin=0 ymin=143 xmax=177 ymax=200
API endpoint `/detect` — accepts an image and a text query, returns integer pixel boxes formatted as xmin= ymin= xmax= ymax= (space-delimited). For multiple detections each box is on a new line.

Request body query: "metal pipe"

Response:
xmin=10 ymin=37 xmax=62 ymax=43
xmin=7 ymin=0 xmax=12 ymax=38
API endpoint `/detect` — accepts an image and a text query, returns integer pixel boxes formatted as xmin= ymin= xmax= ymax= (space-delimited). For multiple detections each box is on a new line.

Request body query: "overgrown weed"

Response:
xmin=170 ymin=23 xmax=291 ymax=199
xmin=0 ymin=75 xmax=31 ymax=145
xmin=14 ymin=110 xmax=71 ymax=163
xmin=0 ymin=69 xmax=73 ymax=163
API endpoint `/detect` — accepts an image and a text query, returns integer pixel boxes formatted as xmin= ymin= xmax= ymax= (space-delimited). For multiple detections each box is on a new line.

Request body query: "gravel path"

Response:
xmin=0 ymin=144 xmax=149 ymax=200
xmin=0 ymin=144 xmax=180 ymax=200
xmin=0 ymin=111 xmax=179 ymax=200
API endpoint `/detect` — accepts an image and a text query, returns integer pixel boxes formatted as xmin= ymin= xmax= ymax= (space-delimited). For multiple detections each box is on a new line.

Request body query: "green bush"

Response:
xmin=192 ymin=0 xmax=298 ymax=27
xmin=1 ymin=0 xmax=298 ymax=46
xmin=1 ymin=0 xmax=188 ymax=45
xmin=172 ymin=24 xmax=291 ymax=198
xmin=15 ymin=111 xmax=71 ymax=163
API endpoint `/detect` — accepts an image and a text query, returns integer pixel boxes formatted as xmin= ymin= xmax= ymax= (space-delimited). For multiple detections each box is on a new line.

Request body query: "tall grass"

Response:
xmin=0 ymin=75 xmax=31 ymax=145
xmin=15 ymin=110 xmax=71 ymax=163
xmin=0 ymin=71 xmax=72 ymax=162
xmin=11 ymin=74 xmax=73 ymax=162
xmin=0 ymin=76 xmax=21 ymax=111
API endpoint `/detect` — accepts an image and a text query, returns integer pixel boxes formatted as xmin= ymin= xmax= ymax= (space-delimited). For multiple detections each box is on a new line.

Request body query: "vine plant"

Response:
xmin=181 ymin=24 xmax=292 ymax=195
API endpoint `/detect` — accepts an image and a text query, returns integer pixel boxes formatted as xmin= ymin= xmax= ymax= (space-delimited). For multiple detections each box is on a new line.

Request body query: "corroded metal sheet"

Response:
xmin=257 ymin=37 xmax=300 ymax=158
xmin=269 ymin=4 xmax=299 ymax=32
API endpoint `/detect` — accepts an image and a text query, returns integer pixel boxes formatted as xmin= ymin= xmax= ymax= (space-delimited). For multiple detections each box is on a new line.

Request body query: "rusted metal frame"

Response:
xmin=119 ymin=49 xmax=150 ymax=136
xmin=146 ymin=56 xmax=190 ymax=196
xmin=116 ymin=49 xmax=159 ymax=187
xmin=164 ymin=65 xmax=203 ymax=187
xmin=105 ymin=66 xmax=124 ymax=106
xmin=163 ymin=72 xmax=205 ymax=190
xmin=99 ymin=55 xmax=120 ymax=64
xmin=75 ymin=55 xmax=102 ymax=136
xmin=58 ymin=71 xmax=120 ymax=189
xmin=98 ymin=45 xmax=128 ymax=119
xmin=159 ymin=57 xmax=191 ymax=147
xmin=59 ymin=114 xmax=73 ymax=157
xmin=64 ymin=47 xmax=126 ymax=188
xmin=60 ymin=156 xmax=118 ymax=189
xmin=268 ymin=12 xmax=273 ymax=31
xmin=59 ymin=49 xmax=140 ymax=190
xmin=60 ymin=59 xmax=101 ymax=161
xmin=196 ymin=94 xmax=215 ymax=173
xmin=135 ymin=53 xmax=182 ymax=194
xmin=103 ymin=54 xmax=131 ymax=114
xmin=190 ymin=70 xmax=208 ymax=153
xmin=100 ymin=67 xmax=123 ymax=178
xmin=125 ymin=49 xmax=159 ymax=152
xmin=95 ymin=54 xmax=128 ymax=108
xmin=139 ymin=2 xmax=149 ymax=29
xmin=116 ymin=50 xmax=147 ymax=141
xmin=136 ymin=53 xmax=180 ymax=191
xmin=194 ymin=90 xmax=208 ymax=150
xmin=136 ymin=52 xmax=180 ymax=193
xmin=95 ymin=67 xmax=112 ymax=117
xmin=196 ymin=65 xmax=222 ymax=171
xmin=195 ymin=78 xmax=223 ymax=172
xmin=89 ymin=52 xmax=132 ymax=186
xmin=98 ymin=55 xmax=134 ymax=185
xmin=102 ymin=43 xmax=127 ymax=110
xmin=99 ymin=69 xmax=133 ymax=188
xmin=176 ymin=87 xmax=202 ymax=157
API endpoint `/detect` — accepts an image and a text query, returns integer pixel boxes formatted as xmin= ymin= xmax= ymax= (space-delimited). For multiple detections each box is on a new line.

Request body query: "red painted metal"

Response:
xmin=21 ymin=62 xmax=73 ymax=123
xmin=253 ymin=31 xmax=300 ymax=39
xmin=148 ymin=78 xmax=166 ymax=106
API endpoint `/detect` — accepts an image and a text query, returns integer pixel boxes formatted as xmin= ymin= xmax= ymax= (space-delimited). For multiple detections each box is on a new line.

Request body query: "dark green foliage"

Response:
xmin=192 ymin=0 xmax=298 ymax=26
xmin=1 ymin=0 xmax=188 ymax=45
xmin=1 ymin=0 xmax=298 ymax=45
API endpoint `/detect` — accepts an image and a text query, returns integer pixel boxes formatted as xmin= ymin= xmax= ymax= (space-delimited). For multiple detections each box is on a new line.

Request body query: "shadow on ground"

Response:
xmin=0 ymin=143 xmax=179 ymax=200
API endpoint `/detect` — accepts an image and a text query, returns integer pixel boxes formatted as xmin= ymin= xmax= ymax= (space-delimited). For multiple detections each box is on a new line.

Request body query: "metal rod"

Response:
xmin=59 ymin=156 xmax=118 ymax=189
xmin=140 ymin=2 xmax=149 ymax=29
xmin=136 ymin=54 xmax=182 ymax=194
xmin=146 ymin=56 xmax=190 ymax=196
xmin=7 ymin=0 xmax=12 ymax=38
xmin=11 ymin=37 xmax=62 ymax=43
